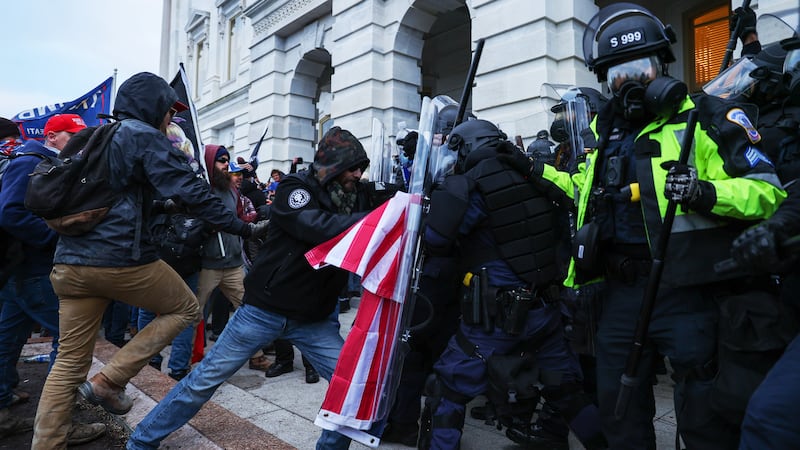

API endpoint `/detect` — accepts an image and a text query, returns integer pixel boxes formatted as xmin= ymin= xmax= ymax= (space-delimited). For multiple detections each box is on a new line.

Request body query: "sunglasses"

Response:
xmin=347 ymin=162 xmax=369 ymax=172
xmin=217 ymin=158 xmax=230 ymax=163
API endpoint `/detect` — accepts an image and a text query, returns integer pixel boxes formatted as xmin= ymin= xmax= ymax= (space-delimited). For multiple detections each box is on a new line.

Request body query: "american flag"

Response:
xmin=306 ymin=191 xmax=415 ymax=446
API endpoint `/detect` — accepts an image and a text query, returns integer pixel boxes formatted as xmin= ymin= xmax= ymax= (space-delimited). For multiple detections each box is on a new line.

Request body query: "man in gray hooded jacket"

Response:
xmin=32 ymin=72 xmax=266 ymax=449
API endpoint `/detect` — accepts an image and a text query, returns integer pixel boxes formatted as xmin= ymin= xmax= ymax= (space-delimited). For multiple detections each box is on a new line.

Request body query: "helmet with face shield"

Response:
xmin=583 ymin=3 xmax=684 ymax=122
xmin=703 ymin=43 xmax=788 ymax=105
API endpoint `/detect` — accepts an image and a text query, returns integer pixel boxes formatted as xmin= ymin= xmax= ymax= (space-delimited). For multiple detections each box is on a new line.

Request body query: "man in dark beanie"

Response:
xmin=128 ymin=126 xmax=399 ymax=449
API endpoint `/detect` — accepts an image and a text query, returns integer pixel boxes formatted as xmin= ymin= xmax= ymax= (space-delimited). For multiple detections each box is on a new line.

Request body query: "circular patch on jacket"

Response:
xmin=288 ymin=188 xmax=311 ymax=209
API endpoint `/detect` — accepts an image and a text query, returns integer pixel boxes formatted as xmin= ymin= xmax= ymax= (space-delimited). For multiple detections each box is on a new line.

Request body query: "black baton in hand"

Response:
xmin=615 ymin=109 xmax=698 ymax=420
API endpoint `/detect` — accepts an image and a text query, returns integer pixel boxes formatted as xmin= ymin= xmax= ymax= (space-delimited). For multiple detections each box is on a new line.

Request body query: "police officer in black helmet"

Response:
xmin=500 ymin=3 xmax=784 ymax=449
xmin=418 ymin=118 xmax=606 ymax=450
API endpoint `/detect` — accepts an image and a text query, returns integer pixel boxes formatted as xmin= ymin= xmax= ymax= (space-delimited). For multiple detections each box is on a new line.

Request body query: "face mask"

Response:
xmin=607 ymin=56 xmax=660 ymax=122
xmin=643 ymin=76 xmax=688 ymax=119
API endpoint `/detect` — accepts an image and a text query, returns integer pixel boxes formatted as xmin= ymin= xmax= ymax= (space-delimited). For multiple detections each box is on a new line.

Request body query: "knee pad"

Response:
xmin=419 ymin=375 xmax=468 ymax=450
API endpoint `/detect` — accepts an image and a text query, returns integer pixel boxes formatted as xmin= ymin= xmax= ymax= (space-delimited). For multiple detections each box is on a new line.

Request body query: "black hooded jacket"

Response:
xmin=54 ymin=72 xmax=250 ymax=267
xmin=242 ymin=138 xmax=396 ymax=322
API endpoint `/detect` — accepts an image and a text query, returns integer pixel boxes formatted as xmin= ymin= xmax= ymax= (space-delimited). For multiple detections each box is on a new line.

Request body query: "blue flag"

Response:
xmin=12 ymin=76 xmax=114 ymax=141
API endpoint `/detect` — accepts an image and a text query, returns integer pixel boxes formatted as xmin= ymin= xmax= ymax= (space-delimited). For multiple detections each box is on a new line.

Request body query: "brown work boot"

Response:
xmin=67 ymin=422 xmax=106 ymax=445
xmin=78 ymin=372 xmax=133 ymax=415
xmin=0 ymin=408 xmax=34 ymax=438
xmin=249 ymin=355 xmax=271 ymax=371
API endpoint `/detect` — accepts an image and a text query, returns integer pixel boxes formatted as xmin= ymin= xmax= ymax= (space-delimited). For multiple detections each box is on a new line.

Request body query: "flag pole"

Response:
xmin=179 ymin=62 xmax=206 ymax=172
xmin=110 ymin=69 xmax=118 ymax=119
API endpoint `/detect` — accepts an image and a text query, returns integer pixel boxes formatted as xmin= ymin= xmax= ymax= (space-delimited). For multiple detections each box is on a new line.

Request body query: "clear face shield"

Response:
xmin=702 ymin=57 xmax=760 ymax=99
xmin=549 ymin=92 xmax=592 ymax=167
xmin=425 ymin=95 xmax=460 ymax=186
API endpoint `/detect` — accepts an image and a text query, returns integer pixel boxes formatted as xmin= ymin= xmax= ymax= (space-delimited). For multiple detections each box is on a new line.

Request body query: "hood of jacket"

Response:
xmin=311 ymin=126 xmax=369 ymax=186
xmin=113 ymin=72 xmax=178 ymax=130
xmin=204 ymin=144 xmax=228 ymax=182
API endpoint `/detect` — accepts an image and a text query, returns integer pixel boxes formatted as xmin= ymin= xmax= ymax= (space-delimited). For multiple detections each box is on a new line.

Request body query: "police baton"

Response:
xmin=455 ymin=39 xmax=485 ymax=127
xmin=719 ymin=0 xmax=752 ymax=74
xmin=614 ymin=109 xmax=699 ymax=420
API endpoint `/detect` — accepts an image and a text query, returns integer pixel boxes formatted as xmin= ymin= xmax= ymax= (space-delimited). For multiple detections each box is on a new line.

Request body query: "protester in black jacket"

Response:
xmin=33 ymin=72 xmax=267 ymax=449
xmin=128 ymin=126 xmax=398 ymax=450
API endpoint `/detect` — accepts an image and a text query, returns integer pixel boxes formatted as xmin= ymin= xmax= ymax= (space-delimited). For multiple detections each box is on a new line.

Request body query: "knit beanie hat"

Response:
xmin=312 ymin=126 xmax=369 ymax=186
xmin=215 ymin=146 xmax=230 ymax=161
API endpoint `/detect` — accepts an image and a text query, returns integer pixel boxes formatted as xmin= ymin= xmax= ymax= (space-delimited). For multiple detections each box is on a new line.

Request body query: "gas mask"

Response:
xmin=607 ymin=56 xmax=658 ymax=121
xmin=607 ymin=55 xmax=685 ymax=121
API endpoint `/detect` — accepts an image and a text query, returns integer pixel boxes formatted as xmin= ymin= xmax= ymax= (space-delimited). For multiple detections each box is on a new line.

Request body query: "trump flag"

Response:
xmin=12 ymin=76 xmax=114 ymax=141
xmin=306 ymin=191 xmax=416 ymax=446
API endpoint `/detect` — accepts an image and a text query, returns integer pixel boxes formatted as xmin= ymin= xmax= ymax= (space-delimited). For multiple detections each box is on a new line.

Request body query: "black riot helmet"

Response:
xmin=435 ymin=104 xmax=459 ymax=137
xmin=446 ymin=119 xmax=507 ymax=174
xmin=704 ymin=42 xmax=789 ymax=105
xmin=583 ymin=3 xmax=676 ymax=83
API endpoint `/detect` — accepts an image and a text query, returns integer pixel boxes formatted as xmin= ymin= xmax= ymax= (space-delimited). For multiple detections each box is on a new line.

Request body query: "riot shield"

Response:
xmin=369 ymin=118 xmax=394 ymax=183
xmin=372 ymin=94 xmax=445 ymax=421
xmin=426 ymin=95 xmax=460 ymax=187
xmin=548 ymin=87 xmax=592 ymax=172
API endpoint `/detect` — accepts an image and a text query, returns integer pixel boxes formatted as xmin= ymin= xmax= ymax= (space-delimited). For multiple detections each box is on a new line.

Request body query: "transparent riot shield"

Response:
xmin=372 ymin=95 xmax=441 ymax=421
xmin=369 ymin=118 xmax=394 ymax=183
xmin=547 ymin=87 xmax=592 ymax=173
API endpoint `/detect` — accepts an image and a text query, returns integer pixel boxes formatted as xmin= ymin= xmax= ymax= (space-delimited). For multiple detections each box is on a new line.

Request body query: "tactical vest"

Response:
xmin=466 ymin=158 xmax=559 ymax=287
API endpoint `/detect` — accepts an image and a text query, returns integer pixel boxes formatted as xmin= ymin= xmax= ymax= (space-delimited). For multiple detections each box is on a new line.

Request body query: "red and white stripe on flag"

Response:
xmin=305 ymin=191 xmax=411 ymax=301
xmin=306 ymin=192 xmax=414 ymax=446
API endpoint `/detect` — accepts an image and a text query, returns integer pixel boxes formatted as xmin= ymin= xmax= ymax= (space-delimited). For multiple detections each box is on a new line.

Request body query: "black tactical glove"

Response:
xmin=731 ymin=222 xmax=782 ymax=271
xmin=731 ymin=6 xmax=757 ymax=43
xmin=496 ymin=146 xmax=544 ymax=179
xmin=248 ymin=220 xmax=270 ymax=239
xmin=661 ymin=161 xmax=715 ymax=212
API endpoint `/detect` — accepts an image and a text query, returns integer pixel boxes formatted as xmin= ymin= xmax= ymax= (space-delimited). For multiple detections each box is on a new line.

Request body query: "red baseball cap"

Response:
xmin=43 ymin=114 xmax=87 ymax=135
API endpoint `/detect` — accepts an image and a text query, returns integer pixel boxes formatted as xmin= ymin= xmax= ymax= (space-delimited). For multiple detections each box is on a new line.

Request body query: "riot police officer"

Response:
xmin=382 ymin=97 xmax=463 ymax=446
xmin=526 ymin=130 xmax=556 ymax=163
xmin=502 ymin=3 xmax=784 ymax=449
xmin=418 ymin=119 xmax=606 ymax=450
xmin=723 ymin=26 xmax=800 ymax=450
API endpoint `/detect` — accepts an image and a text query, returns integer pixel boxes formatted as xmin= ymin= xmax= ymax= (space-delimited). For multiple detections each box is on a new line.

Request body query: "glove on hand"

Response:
xmin=731 ymin=222 xmax=782 ymax=270
xmin=661 ymin=161 xmax=715 ymax=212
xmin=731 ymin=7 xmax=757 ymax=43
xmin=248 ymin=220 xmax=270 ymax=239
xmin=163 ymin=198 xmax=180 ymax=214
xmin=496 ymin=148 xmax=543 ymax=179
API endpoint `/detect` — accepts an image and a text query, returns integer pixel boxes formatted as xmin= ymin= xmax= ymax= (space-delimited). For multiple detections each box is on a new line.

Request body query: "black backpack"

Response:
xmin=150 ymin=212 xmax=209 ymax=276
xmin=24 ymin=122 xmax=121 ymax=236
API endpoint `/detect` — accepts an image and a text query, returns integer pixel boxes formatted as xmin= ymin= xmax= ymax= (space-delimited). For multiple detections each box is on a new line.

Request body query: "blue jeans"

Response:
xmin=138 ymin=272 xmax=198 ymax=373
xmin=127 ymin=303 xmax=350 ymax=450
xmin=0 ymin=275 xmax=59 ymax=408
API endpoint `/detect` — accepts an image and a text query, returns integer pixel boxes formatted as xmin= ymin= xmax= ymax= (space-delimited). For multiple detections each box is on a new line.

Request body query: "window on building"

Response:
xmin=195 ymin=39 xmax=206 ymax=98
xmin=225 ymin=15 xmax=241 ymax=81
xmin=688 ymin=4 xmax=730 ymax=92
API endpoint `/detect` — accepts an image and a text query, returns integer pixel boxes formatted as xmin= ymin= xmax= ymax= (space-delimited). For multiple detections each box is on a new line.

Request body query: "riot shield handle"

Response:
xmin=455 ymin=39 xmax=485 ymax=127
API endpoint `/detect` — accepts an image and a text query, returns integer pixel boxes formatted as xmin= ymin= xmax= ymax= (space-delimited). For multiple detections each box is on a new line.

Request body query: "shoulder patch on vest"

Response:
xmin=288 ymin=188 xmax=311 ymax=209
xmin=726 ymin=108 xmax=761 ymax=144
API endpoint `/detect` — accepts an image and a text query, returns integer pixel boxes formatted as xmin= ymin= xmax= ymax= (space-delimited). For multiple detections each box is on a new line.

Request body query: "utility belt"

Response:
xmin=460 ymin=268 xmax=560 ymax=335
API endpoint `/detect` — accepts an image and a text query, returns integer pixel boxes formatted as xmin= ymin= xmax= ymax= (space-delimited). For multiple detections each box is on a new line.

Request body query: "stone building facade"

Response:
xmin=158 ymin=0 xmax=796 ymax=179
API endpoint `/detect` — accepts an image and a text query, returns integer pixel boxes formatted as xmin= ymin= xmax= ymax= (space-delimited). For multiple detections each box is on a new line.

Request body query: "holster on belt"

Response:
xmin=496 ymin=288 xmax=535 ymax=336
